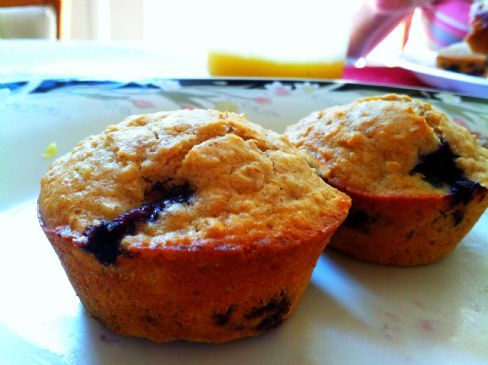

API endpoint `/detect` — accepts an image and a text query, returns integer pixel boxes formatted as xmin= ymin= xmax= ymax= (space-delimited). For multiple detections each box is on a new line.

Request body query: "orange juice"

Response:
xmin=208 ymin=51 xmax=345 ymax=79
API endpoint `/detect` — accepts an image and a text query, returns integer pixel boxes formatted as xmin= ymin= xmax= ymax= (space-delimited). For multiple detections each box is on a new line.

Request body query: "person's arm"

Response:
xmin=347 ymin=0 xmax=427 ymax=60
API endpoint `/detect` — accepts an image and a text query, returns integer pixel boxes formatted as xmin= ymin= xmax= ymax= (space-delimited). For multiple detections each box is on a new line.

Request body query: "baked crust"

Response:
xmin=328 ymin=187 xmax=487 ymax=266
xmin=40 ymin=212 xmax=347 ymax=342
xmin=39 ymin=109 xmax=350 ymax=342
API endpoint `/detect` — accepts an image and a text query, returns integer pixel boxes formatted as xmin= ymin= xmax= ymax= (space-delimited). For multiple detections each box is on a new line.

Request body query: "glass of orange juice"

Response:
xmin=207 ymin=0 xmax=357 ymax=79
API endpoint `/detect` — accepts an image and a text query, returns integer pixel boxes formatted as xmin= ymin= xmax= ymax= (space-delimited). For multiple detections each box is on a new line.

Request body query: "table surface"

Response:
xmin=1 ymin=79 xmax=487 ymax=365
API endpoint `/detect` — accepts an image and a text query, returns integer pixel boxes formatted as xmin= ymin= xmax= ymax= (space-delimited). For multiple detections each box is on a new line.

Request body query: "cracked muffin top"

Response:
xmin=285 ymin=94 xmax=488 ymax=197
xmin=39 ymin=109 xmax=350 ymax=252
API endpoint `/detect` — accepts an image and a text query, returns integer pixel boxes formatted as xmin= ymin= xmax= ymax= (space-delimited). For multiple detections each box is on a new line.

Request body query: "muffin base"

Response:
xmin=329 ymin=187 xmax=488 ymax=266
xmin=40 ymin=210 xmax=345 ymax=343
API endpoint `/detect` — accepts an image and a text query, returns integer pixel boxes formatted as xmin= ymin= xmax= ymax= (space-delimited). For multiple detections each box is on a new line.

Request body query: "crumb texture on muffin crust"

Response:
xmin=40 ymin=109 xmax=349 ymax=253
xmin=286 ymin=94 xmax=488 ymax=196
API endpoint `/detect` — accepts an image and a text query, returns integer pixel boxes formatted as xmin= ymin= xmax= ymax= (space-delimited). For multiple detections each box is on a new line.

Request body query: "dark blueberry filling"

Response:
xmin=452 ymin=210 xmax=464 ymax=226
xmin=410 ymin=141 xmax=483 ymax=205
xmin=444 ymin=64 xmax=460 ymax=73
xmin=245 ymin=291 xmax=291 ymax=331
xmin=344 ymin=209 xmax=376 ymax=233
xmin=82 ymin=183 xmax=194 ymax=265
xmin=143 ymin=315 xmax=159 ymax=325
xmin=213 ymin=305 xmax=236 ymax=326
xmin=443 ymin=63 xmax=484 ymax=76
xmin=345 ymin=209 xmax=369 ymax=226
xmin=467 ymin=69 xmax=485 ymax=77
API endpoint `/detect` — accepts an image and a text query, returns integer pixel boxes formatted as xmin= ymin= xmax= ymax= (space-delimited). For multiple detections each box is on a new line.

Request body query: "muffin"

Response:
xmin=466 ymin=0 xmax=488 ymax=55
xmin=436 ymin=1 xmax=488 ymax=76
xmin=39 ymin=109 xmax=350 ymax=342
xmin=436 ymin=42 xmax=487 ymax=77
xmin=286 ymin=94 xmax=488 ymax=266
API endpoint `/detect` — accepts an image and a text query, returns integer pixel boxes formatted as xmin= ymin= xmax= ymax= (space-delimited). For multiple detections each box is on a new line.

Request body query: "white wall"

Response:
xmin=110 ymin=0 xmax=143 ymax=40
xmin=69 ymin=0 xmax=144 ymax=40
xmin=68 ymin=0 xmax=358 ymax=63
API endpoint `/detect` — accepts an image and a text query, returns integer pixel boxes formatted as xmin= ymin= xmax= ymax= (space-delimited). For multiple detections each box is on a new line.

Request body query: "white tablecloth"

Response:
xmin=0 ymin=40 xmax=208 ymax=83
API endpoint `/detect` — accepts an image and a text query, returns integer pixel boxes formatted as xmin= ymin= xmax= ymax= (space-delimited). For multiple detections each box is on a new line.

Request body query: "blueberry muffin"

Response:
xmin=39 ymin=109 xmax=350 ymax=342
xmin=286 ymin=94 xmax=488 ymax=266
xmin=437 ymin=1 xmax=488 ymax=76
xmin=466 ymin=0 xmax=488 ymax=55
xmin=436 ymin=42 xmax=487 ymax=77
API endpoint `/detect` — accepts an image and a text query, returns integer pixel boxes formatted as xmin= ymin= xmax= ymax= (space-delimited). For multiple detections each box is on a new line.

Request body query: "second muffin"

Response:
xmin=286 ymin=94 xmax=488 ymax=266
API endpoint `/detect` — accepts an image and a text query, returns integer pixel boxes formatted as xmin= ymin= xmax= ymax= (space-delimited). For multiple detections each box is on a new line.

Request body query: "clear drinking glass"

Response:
xmin=206 ymin=0 xmax=358 ymax=79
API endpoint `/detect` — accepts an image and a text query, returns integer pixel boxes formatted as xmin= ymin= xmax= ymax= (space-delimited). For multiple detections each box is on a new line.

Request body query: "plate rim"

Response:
xmin=397 ymin=53 xmax=488 ymax=88
xmin=2 ymin=77 xmax=487 ymax=104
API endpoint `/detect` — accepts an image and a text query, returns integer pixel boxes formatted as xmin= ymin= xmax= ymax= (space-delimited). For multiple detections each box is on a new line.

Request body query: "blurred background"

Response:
xmin=0 ymin=0 xmax=414 ymax=78
xmin=0 ymin=0 xmax=486 ymax=96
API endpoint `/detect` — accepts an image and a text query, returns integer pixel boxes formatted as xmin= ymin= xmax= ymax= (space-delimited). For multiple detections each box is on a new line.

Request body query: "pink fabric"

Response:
xmin=348 ymin=0 xmax=473 ymax=58
xmin=343 ymin=66 xmax=429 ymax=88
xmin=430 ymin=0 xmax=471 ymax=30
xmin=421 ymin=0 xmax=471 ymax=47
xmin=373 ymin=0 xmax=424 ymax=13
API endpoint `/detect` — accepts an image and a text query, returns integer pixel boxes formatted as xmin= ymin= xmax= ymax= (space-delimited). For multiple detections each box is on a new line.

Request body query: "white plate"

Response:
xmin=397 ymin=52 xmax=488 ymax=98
xmin=1 ymin=79 xmax=487 ymax=365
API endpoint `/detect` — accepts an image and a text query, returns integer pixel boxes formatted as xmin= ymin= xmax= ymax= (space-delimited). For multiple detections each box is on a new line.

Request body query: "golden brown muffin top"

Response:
xmin=39 ymin=109 xmax=350 ymax=249
xmin=285 ymin=94 xmax=488 ymax=196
